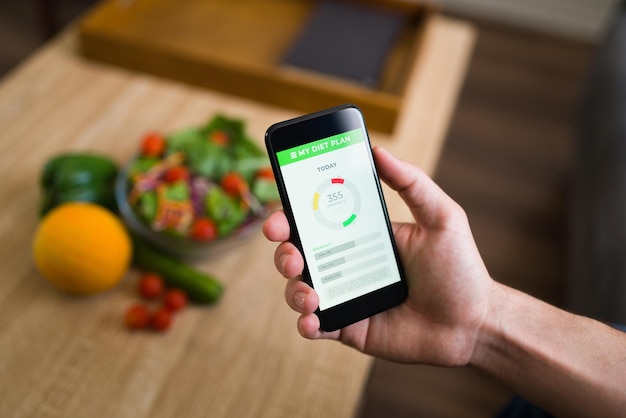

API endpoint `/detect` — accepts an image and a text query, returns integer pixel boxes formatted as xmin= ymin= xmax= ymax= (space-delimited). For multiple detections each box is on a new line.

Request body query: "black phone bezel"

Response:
xmin=265 ymin=104 xmax=407 ymax=331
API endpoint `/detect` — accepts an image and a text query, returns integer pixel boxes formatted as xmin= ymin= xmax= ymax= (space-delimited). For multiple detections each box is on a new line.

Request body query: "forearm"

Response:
xmin=471 ymin=282 xmax=626 ymax=417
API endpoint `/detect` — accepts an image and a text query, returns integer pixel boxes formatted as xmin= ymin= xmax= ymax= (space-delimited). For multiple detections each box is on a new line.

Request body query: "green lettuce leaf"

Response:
xmin=204 ymin=187 xmax=247 ymax=236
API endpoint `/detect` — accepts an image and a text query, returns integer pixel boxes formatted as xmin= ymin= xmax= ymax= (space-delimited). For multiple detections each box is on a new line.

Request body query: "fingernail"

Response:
xmin=279 ymin=253 xmax=289 ymax=272
xmin=294 ymin=292 xmax=305 ymax=310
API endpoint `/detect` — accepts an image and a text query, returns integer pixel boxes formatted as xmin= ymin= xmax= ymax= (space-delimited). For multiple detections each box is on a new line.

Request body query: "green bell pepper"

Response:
xmin=39 ymin=153 xmax=119 ymax=216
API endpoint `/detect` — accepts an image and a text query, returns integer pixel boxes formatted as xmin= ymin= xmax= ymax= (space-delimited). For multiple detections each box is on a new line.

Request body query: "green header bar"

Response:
xmin=277 ymin=128 xmax=364 ymax=166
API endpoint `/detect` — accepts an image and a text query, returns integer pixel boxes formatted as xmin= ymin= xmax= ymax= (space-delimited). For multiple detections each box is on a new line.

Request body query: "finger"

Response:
xmin=298 ymin=314 xmax=341 ymax=340
xmin=373 ymin=146 xmax=459 ymax=229
xmin=285 ymin=277 xmax=318 ymax=313
xmin=283 ymin=283 xmax=342 ymax=341
xmin=263 ymin=210 xmax=290 ymax=242
xmin=298 ymin=313 xmax=322 ymax=338
xmin=297 ymin=314 xmax=341 ymax=341
xmin=274 ymin=241 xmax=304 ymax=279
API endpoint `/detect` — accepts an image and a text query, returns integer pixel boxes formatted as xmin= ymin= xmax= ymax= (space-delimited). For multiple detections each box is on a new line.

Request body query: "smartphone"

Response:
xmin=265 ymin=104 xmax=407 ymax=331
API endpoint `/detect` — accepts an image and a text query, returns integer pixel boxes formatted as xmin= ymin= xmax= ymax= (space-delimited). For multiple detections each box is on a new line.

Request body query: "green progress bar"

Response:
xmin=343 ymin=214 xmax=357 ymax=227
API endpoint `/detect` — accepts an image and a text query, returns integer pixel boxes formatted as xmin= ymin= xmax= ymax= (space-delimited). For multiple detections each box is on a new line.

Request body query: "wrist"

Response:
xmin=466 ymin=281 xmax=626 ymax=417
xmin=468 ymin=280 xmax=509 ymax=370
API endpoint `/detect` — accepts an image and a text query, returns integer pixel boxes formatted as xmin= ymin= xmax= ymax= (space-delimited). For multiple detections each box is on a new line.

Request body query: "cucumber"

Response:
xmin=132 ymin=236 xmax=223 ymax=304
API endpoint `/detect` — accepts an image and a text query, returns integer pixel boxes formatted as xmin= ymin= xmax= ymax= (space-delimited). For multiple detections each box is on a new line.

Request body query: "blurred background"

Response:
xmin=1 ymin=0 xmax=622 ymax=417
xmin=0 ymin=0 xmax=618 ymax=76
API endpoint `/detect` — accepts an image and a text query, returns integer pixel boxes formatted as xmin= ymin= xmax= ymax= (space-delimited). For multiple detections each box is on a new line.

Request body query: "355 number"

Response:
xmin=327 ymin=191 xmax=344 ymax=203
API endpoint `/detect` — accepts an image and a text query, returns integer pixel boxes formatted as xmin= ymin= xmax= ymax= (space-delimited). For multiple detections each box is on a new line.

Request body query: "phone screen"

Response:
xmin=275 ymin=126 xmax=403 ymax=311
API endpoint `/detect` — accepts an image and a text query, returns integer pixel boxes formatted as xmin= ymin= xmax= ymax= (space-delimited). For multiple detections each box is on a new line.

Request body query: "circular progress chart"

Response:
xmin=312 ymin=177 xmax=361 ymax=229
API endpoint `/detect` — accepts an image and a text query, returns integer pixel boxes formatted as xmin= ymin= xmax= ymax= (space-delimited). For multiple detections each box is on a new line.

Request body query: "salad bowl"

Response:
xmin=115 ymin=115 xmax=280 ymax=260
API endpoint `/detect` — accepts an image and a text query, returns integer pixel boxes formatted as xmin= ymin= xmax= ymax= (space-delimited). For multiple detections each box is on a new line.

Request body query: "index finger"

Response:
xmin=263 ymin=210 xmax=290 ymax=243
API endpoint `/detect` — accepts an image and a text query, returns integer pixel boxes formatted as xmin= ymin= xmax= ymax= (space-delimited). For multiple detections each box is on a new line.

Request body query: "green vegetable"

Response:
xmin=234 ymin=157 xmax=272 ymax=182
xmin=41 ymin=153 xmax=117 ymax=189
xmin=203 ymin=115 xmax=265 ymax=159
xmin=54 ymin=186 xmax=115 ymax=207
xmin=253 ymin=178 xmax=280 ymax=203
xmin=40 ymin=153 xmax=118 ymax=216
xmin=164 ymin=182 xmax=189 ymax=201
xmin=132 ymin=236 xmax=223 ymax=303
xmin=138 ymin=191 xmax=158 ymax=223
xmin=169 ymin=130 xmax=232 ymax=178
xmin=205 ymin=187 xmax=246 ymax=236
xmin=165 ymin=115 xmax=266 ymax=180
xmin=130 ymin=157 xmax=159 ymax=175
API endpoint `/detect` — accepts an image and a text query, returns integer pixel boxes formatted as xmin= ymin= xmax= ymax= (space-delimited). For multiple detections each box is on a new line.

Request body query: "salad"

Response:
xmin=126 ymin=115 xmax=280 ymax=241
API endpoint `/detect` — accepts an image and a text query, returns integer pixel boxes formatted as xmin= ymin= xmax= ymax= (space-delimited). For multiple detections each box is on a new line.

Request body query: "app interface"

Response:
xmin=277 ymin=128 xmax=402 ymax=310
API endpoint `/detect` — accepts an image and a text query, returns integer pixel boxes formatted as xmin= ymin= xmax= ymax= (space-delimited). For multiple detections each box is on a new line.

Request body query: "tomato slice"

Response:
xmin=163 ymin=166 xmax=190 ymax=183
xmin=256 ymin=167 xmax=274 ymax=180
xmin=221 ymin=172 xmax=248 ymax=196
xmin=190 ymin=218 xmax=218 ymax=241
xmin=209 ymin=130 xmax=229 ymax=146
xmin=141 ymin=132 xmax=166 ymax=157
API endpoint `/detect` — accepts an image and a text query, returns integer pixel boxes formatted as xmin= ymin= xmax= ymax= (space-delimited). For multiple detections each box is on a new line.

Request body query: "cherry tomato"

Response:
xmin=221 ymin=172 xmax=248 ymax=196
xmin=138 ymin=273 xmax=165 ymax=300
xmin=140 ymin=132 xmax=166 ymax=157
xmin=163 ymin=166 xmax=189 ymax=183
xmin=163 ymin=289 xmax=188 ymax=312
xmin=256 ymin=167 xmax=274 ymax=180
xmin=209 ymin=130 xmax=229 ymax=146
xmin=151 ymin=308 xmax=172 ymax=331
xmin=124 ymin=304 xmax=150 ymax=330
xmin=190 ymin=218 xmax=217 ymax=241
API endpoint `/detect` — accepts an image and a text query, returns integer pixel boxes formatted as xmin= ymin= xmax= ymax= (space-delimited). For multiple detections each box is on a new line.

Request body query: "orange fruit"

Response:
xmin=32 ymin=202 xmax=132 ymax=295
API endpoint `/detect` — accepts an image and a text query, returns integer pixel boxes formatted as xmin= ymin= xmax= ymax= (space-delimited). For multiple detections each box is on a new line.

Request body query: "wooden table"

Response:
xmin=0 ymin=15 xmax=474 ymax=418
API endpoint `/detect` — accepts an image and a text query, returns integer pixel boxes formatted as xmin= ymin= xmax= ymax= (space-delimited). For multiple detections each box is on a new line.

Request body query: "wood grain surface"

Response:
xmin=77 ymin=0 xmax=435 ymax=133
xmin=0 ymin=14 xmax=474 ymax=418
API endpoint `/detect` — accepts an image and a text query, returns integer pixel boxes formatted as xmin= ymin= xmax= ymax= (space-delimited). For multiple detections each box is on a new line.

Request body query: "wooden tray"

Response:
xmin=78 ymin=0 xmax=434 ymax=133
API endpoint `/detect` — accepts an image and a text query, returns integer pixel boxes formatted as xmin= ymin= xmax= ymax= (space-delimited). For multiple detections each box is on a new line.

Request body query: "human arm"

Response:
xmin=263 ymin=146 xmax=626 ymax=416
xmin=474 ymin=283 xmax=626 ymax=417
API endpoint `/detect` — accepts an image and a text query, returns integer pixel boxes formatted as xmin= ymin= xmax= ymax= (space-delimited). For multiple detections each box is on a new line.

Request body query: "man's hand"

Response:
xmin=263 ymin=147 xmax=494 ymax=365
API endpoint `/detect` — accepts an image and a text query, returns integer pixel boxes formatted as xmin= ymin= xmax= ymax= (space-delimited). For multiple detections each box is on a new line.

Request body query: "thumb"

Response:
xmin=373 ymin=146 xmax=458 ymax=229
